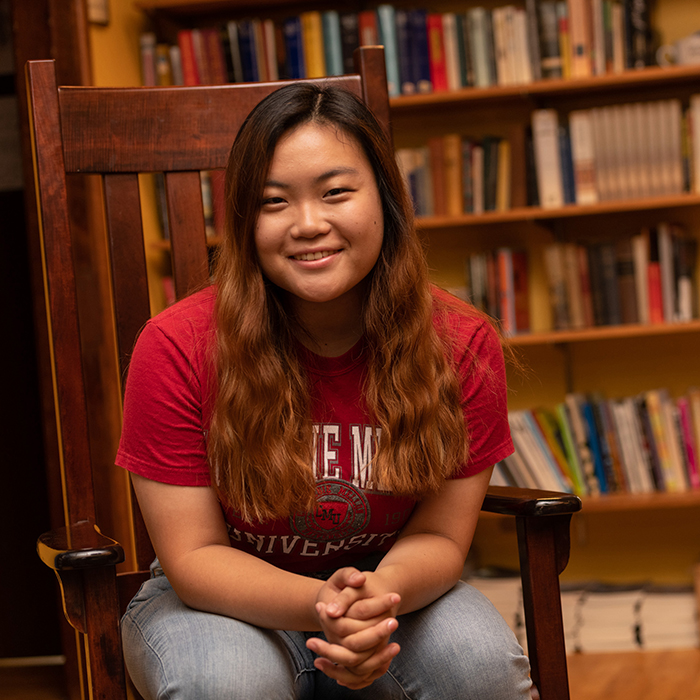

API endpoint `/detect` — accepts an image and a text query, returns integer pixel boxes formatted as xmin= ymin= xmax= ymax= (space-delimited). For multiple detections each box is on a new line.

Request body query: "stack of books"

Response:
xmin=465 ymin=576 xmax=700 ymax=653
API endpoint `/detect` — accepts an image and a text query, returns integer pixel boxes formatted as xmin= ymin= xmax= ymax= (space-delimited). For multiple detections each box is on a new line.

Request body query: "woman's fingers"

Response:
xmin=311 ymin=642 xmax=401 ymax=689
xmin=344 ymin=592 xmax=401 ymax=621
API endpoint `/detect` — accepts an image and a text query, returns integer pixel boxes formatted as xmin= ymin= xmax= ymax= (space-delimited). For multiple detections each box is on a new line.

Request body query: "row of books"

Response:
xmin=139 ymin=0 xmax=656 ymax=95
xmin=396 ymin=135 xmax=514 ymax=217
xmin=465 ymin=248 xmax=530 ymax=336
xmin=542 ymin=226 xmax=698 ymax=330
xmin=494 ymin=388 xmax=700 ymax=497
xmin=533 ymin=99 xmax=695 ymax=210
xmin=396 ymin=95 xmax=697 ymax=218
xmin=467 ymin=569 xmax=700 ymax=653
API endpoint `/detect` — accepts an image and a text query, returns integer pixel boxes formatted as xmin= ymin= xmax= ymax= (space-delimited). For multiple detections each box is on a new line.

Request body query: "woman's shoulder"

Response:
xmin=139 ymin=286 xmax=217 ymax=356
xmin=149 ymin=286 xmax=216 ymax=333
xmin=430 ymin=286 xmax=491 ymax=336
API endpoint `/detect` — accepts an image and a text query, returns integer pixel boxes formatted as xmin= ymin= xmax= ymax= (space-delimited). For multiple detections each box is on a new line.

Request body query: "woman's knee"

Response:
xmin=390 ymin=582 xmax=531 ymax=699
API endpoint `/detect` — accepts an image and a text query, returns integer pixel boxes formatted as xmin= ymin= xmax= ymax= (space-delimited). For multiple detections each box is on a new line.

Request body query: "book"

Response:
xmin=377 ymin=5 xmax=400 ymax=96
xmin=657 ymin=222 xmax=676 ymax=322
xmin=646 ymin=228 xmax=665 ymax=324
xmin=322 ymin=11 xmax=343 ymax=76
xmin=496 ymin=139 xmax=512 ymax=211
xmin=301 ymin=11 xmax=326 ymax=78
xmin=408 ymin=9 xmax=432 ymax=94
xmin=177 ymin=29 xmax=200 ymax=85
xmin=631 ymin=229 xmax=650 ymax=324
xmin=339 ymin=13 xmax=360 ymax=75
xmin=615 ymin=237 xmax=639 ymax=324
xmin=539 ymin=0 xmax=564 ymax=78
xmin=565 ymin=393 xmax=601 ymax=495
xmin=467 ymin=6 xmax=494 ymax=88
xmin=427 ymin=136 xmax=447 ymax=216
xmin=625 ymin=0 xmax=651 ymax=68
xmin=563 ymin=242 xmax=586 ymax=328
xmin=554 ymin=402 xmax=587 ymax=494
xmin=426 ymin=13 xmax=449 ymax=92
xmin=675 ymin=231 xmax=698 ymax=322
xmin=443 ymin=134 xmax=463 ymax=216
xmin=482 ymin=135 xmax=501 ymax=212
xmin=511 ymin=249 xmax=530 ymax=333
xmin=358 ymin=9 xmax=379 ymax=45
xmin=531 ymin=108 xmax=565 ymax=208
xmin=524 ymin=0 xmax=543 ymax=82
xmin=544 ymin=242 xmax=570 ymax=330
xmin=140 ymin=32 xmax=157 ymax=86
xmin=224 ymin=22 xmax=244 ymax=83
xmin=497 ymin=248 xmax=516 ymax=335
xmin=442 ymin=13 xmax=462 ymax=91
xmin=690 ymin=95 xmax=700 ymax=195
xmin=569 ymin=110 xmax=598 ymax=204
xmin=239 ymin=20 xmax=261 ymax=81
xmin=568 ymin=0 xmax=592 ymax=77
xmin=395 ymin=10 xmax=414 ymax=94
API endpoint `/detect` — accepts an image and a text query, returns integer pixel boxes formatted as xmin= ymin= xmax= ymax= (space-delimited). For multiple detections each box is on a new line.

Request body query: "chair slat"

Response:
xmin=103 ymin=173 xmax=152 ymax=379
xmin=57 ymin=76 xmax=364 ymax=174
xmin=165 ymin=171 xmax=211 ymax=299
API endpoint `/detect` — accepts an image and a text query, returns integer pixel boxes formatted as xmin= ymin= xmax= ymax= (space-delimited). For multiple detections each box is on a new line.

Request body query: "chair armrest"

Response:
xmin=37 ymin=520 xmax=125 ymax=571
xmin=482 ymin=485 xmax=582 ymax=517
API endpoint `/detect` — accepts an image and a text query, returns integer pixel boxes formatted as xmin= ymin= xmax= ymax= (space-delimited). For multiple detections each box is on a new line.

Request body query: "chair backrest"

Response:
xmin=26 ymin=48 xmax=391 ymax=591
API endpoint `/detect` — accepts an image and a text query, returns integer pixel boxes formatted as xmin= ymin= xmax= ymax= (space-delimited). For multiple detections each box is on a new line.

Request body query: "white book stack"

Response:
xmin=576 ymin=586 xmax=643 ymax=652
xmin=639 ymin=587 xmax=700 ymax=650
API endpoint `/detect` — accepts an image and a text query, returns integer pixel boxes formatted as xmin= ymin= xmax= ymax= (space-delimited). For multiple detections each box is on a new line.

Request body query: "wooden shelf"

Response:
xmin=507 ymin=319 xmax=700 ymax=346
xmin=578 ymin=489 xmax=700 ymax=513
xmin=391 ymin=64 xmax=700 ymax=110
xmin=416 ymin=194 xmax=700 ymax=230
xmin=481 ymin=489 xmax=700 ymax=517
xmin=137 ymin=0 xmax=325 ymax=14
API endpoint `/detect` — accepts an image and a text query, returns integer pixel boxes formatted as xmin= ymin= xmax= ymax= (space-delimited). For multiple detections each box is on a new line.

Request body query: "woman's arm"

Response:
xmin=375 ymin=465 xmax=494 ymax=612
xmin=131 ymin=473 xmax=330 ymax=630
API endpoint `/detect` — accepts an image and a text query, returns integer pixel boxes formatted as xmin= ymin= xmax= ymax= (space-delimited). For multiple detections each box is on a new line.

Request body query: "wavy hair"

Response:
xmin=209 ymin=83 xmax=471 ymax=523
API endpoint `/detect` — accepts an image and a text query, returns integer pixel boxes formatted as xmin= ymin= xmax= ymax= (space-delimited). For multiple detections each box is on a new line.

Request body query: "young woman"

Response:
xmin=118 ymin=83 xmax=532 ymax=699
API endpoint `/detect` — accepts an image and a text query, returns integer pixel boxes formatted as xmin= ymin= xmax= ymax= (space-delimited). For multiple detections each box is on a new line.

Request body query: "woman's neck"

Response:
xmin=289 ymin=291 xmax=365 ymax=357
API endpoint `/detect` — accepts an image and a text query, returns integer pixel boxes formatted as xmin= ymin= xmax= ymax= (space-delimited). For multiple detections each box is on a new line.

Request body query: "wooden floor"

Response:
xmin=2 ymin=650 xmax=700 ymax=699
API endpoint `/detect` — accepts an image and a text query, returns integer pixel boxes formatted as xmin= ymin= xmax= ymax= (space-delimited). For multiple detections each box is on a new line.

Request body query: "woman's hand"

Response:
xmin=307 ymin=569 xmax=401 ymax=689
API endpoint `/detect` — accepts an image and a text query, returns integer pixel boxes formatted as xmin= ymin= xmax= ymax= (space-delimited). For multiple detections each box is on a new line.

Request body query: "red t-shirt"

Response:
xmin=116 ymin=285 xmax=513 ymax=574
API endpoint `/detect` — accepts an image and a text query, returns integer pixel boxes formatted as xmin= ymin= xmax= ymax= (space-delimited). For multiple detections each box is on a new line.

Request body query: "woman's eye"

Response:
xmin=262 ymin=196 xmax=285 ymax=206
xmin=325 ymin=188 xmax=348 ymax=197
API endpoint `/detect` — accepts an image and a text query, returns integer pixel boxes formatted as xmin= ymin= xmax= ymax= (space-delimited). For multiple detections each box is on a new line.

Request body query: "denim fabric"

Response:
xmin=121 ymin=575 xmax=531 ymax=700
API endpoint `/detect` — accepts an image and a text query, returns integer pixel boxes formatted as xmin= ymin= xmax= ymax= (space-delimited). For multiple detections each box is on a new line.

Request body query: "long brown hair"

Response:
xmin=209 ymin=83 xmax=470 ymax=523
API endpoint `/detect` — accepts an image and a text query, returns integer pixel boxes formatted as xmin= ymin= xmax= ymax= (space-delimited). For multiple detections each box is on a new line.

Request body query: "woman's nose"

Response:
xmin=291 ymin=201 xmax=331 ymax=238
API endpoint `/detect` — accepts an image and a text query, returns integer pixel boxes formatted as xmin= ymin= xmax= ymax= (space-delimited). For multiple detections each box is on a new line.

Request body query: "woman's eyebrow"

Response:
xmin=264 ymin=167 xmax=360 ymax=189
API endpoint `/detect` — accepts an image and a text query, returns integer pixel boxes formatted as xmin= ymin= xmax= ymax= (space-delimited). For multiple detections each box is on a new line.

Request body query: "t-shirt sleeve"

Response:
xmin=115 ymin=320 xmax=211 ymax=486
xmin=453 ymin=317 xmax=514 ymax=478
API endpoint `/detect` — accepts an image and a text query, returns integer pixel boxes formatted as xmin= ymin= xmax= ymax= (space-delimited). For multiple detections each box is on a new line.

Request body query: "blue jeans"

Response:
xmin=121 ymin=575 xmax=531 ymax=699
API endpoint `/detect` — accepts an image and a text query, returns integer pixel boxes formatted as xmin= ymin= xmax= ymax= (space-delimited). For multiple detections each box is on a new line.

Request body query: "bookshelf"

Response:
xmin=105 ymin=0 xmax=700 ymax=587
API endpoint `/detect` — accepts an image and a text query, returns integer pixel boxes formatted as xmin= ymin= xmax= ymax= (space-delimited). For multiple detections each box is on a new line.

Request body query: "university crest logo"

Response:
xmin=290 ymin=479 xmax=370 ymax=542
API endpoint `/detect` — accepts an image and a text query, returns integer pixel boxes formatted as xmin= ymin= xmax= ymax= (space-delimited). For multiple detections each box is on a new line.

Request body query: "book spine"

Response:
xmin=377 ymin=5 xmax=400 ymax=96
xmin=532 ymin=108 xmax=565 ymax=208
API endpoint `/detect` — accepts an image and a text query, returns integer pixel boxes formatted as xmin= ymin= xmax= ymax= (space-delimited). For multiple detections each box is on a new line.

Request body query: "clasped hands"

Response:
xmin=306 ymin=567 xmax=401 ymax=690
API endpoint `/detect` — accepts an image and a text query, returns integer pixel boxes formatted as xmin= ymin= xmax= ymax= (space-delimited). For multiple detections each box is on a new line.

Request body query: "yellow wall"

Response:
xmin=89 ymin=0 xmax=146 ymax=87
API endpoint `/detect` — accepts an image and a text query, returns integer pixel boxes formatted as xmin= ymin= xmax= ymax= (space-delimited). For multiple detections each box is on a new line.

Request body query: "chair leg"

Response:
xmin=516 ymin=514 xmax=572 ymax=700
xmin=81 ymin=565 xmax=128 ymax=700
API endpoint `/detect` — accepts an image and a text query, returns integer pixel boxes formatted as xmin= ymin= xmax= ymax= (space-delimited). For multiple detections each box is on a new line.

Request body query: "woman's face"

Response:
xmin=254 ymin=122 xmax=384 ymax=316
